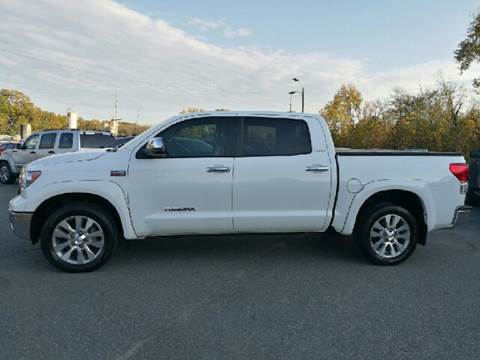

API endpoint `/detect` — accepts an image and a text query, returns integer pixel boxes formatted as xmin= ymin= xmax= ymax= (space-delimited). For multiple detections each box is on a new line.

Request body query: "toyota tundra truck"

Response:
xmin=8 ymin=112 xmax=470 ymax=272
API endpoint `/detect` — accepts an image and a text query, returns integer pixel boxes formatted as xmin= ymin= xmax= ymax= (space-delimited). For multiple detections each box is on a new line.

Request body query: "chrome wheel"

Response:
xmin=0 ymin=164 xmax=9 ymax=183
xmin=52 ymin=216 xmax=105 ymax=265
xmin=370 ymin=214 xmax=411 ymax=258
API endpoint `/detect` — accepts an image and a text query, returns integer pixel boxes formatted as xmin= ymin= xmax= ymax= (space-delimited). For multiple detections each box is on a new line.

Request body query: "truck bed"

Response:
xmin=336 ymin=148 xmax=462 ymax=156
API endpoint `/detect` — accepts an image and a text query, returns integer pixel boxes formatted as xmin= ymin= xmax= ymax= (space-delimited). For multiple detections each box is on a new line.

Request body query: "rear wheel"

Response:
xmin=40 ymin=203 xmax=118 ymax=272
xmin=0 ymin=162 xmax=15 ymax=184
xmin=354 ymin=203 xmax=418 ymax=265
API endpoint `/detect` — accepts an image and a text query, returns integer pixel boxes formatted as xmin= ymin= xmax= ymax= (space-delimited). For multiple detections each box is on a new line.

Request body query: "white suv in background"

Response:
xmin=0 ymin=130 xmax=115 ymax=184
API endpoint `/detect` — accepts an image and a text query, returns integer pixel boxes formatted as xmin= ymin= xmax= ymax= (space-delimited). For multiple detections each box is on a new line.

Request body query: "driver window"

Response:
xmin=157 ymin=117 xmax=233 ymax=158
xmin=24 ymin=135 xmax=40 ymax=150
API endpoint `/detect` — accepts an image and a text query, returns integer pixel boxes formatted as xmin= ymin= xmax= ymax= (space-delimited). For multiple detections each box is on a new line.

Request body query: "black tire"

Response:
xmin=354 ymin=202 xmax=418 ymax=265
xmin=0 ymin=162 xmax=15 ymax=184
xmin=40 ymin=202 xmax=119 ymax=272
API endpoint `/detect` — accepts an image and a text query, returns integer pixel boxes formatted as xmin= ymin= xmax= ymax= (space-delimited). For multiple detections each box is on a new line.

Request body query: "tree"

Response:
xmin=179 ymin=107 xmax=205 ymax=114
xmin=455 ymin=12 xmax=480 ymax=89
xmin=320 ymin=84 xmax=362 ymax=147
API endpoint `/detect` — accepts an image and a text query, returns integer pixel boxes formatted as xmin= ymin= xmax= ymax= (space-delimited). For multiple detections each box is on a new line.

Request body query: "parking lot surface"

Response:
xmin=1 ymin=184 xmax=480 ymax=360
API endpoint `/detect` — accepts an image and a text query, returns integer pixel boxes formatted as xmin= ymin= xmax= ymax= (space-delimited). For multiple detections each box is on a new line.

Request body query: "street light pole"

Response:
xmin=293 ymin=78 xmax=304 ymax=113
xmin=288 ymin=91 xmax=296 ymax=112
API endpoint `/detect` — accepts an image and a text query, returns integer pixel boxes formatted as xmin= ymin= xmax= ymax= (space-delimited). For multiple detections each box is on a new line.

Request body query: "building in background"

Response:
xmin=103 ymin=118 xmax=119 ymax=136
xmin=67 ymin=110 xmax=78 ymax=129
xmin=20 ymin=124 xmax=31 ymax=139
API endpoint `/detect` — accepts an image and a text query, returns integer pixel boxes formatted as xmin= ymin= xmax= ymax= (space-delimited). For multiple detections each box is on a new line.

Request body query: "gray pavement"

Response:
xmin=1 ymin=184 xmax=479 ymax=360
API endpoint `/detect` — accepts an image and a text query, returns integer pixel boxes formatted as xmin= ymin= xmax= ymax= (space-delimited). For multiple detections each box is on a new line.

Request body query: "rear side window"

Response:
xmin=39 ymin=133 xmax=57 ymax=149
xmin=80 ymin=134 xmax=114 ymax=149
xmin=240 ymin=117 xmax=311 ymax=156
xmin=59 ymin=133 xmax=74 ymax=149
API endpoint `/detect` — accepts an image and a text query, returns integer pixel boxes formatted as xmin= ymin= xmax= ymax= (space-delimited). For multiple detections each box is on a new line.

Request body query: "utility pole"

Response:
xmin=288 ymin=91 xmax=296 ymax=112
xmin=114 ymin=93 xmax=119 ymax=119
xmin=293 ymin=78 xmax=304 ymax=112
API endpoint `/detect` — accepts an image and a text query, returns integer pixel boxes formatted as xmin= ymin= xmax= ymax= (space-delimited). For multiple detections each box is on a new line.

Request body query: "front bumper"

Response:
xmin=9 ymin=210 xmax=33 ymax=241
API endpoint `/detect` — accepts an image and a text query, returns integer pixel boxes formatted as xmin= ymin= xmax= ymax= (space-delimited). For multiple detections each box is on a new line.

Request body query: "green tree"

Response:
xmin=455 ymin=12 xmax=480 ymax=89
xmin=320 ymin=84 xmax=362 ymax=147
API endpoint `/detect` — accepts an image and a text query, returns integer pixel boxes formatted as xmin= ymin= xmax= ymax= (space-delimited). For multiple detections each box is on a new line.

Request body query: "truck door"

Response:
xmin=127 ymin=115 xmax=236 ymax=237
xmin=36 ymin=132 xmax=58 ymax=158
xmin=10 ymin=134 xmax=40 ymax=171
xmin=56 ymin=132 xmax=75 ymax=154
xmin=232 ymin=116 xmax=334 ymax=232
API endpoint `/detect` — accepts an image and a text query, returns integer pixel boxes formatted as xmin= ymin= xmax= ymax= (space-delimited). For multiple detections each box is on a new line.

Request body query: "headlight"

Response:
xmin=19 ymin=169 xmax=41 ymax=191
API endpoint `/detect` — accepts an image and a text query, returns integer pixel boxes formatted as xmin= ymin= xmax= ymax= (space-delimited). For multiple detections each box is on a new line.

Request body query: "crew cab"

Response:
xmin=8 ymin=112 xmax=470 ymax=272
xmin=0 ymin=130 xmax=115 ymax=184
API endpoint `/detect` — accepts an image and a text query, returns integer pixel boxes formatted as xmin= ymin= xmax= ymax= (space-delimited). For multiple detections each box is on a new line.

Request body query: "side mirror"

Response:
xmin=16 ymin=143 xmax=25 ymax=150
xmin=144 ymin=137 xmax=167 ymax=158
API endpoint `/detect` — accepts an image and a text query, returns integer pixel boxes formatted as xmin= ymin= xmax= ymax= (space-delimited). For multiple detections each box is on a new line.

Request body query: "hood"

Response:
xmin=27 ymin=150 xmax=106 ymax=169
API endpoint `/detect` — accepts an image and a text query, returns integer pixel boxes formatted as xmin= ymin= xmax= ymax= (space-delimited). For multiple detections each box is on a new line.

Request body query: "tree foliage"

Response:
xmin=0 ymin=89 xmax=149 ymax=137
xmin=320 ymin=82 xmax=480 ymax=157
xmin=455 ymin=12 xmax=480 ymax=88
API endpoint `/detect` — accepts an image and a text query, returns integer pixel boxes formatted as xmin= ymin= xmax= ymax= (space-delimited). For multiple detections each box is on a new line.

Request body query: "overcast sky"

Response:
xmin=0 ymin=0 xmax=479 ymax=124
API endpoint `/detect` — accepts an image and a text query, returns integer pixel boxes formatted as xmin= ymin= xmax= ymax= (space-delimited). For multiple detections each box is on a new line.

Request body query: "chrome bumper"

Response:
xmin=8 ymin=210 xmax=32 ymax=241
xmin=447 ymin=205 xmax=472 ymax=229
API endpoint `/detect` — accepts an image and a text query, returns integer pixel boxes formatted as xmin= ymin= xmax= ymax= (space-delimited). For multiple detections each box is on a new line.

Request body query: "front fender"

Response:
xmin=333 ymin=179 xmax=433 ymax=235
xmin=10 ymin=180 xmax=138 ymax=239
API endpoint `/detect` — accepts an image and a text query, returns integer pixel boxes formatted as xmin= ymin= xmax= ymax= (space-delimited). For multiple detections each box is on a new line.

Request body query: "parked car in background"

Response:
xmin=0 ymin=130 xmax=114 ymax=184
xmin=8 ymin=112 xmax=470 ymax=272
xmin=467 ymin=149 xmax=480 ymax=206
xmin=113 ymin=136 xmax=134 ymax=148
xmin=0 ymin=142 xmax=18 ymax=155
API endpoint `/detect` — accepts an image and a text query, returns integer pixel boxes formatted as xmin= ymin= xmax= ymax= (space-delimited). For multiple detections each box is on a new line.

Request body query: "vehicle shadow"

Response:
xmin=114 ymin=231 xmax=365 ymax=266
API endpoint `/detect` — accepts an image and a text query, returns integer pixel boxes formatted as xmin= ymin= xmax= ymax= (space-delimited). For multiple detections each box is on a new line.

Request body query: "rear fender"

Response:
xmin=333 ymin=179 xmax=433 ymax=235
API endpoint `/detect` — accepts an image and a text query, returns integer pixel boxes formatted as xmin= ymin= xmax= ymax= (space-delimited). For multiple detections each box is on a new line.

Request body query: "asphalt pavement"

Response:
xmin=1 ymin=184 xmax=479 ymax=360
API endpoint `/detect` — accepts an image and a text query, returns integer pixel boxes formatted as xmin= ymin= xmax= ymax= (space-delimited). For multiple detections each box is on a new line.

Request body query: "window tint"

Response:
xmin=240 ymin=118 xmax=311 ymax=156
xmin=39 ymin=133 xmax=57 ymax=149
xmin=156 ymin=117 xmax=233 ymax=158
xmin=59 ymin=133 xmax=74 ymax=149
xmin=24 ymin=135 xmax=40 ymax=150
xmin=80 ymin=134 xmax=114 ymax=148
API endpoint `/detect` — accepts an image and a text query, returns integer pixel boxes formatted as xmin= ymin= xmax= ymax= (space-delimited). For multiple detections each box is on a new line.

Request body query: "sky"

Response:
xmin=0 ymin=0 xmax=479 ymax=124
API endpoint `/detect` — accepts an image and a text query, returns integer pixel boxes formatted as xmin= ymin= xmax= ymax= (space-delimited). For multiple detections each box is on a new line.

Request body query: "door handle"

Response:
xmin=48 ymin=151 xmax=55 ymax=154
xmin=30 ymin=151 xmax=36 ymax=154
xmin=206 ymin=165 xmax=231 ymax=173
xmin=306 ymin=165 xmax=329 ymax=172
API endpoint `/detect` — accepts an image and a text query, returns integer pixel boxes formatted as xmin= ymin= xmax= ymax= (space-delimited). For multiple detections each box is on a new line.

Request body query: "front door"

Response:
xmin=10 ymin=134 xmax=41 ymax=171
xmin=233 ymin=116 xmax=334 ymax=232
xmin=128 ymin=115 xmax=236 ymax=237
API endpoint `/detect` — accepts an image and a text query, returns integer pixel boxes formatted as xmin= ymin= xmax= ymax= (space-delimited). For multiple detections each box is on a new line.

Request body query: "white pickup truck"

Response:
xmin=8 ymin=112 xmax=470 ymax=272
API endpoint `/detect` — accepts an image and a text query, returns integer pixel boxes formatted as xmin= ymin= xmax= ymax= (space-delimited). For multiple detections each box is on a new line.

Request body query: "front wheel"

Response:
xmin=40 ymin=203 xmax=118 ymax=272
xmin=0 ymin=162 xmax=15 ymax=184
xmin=354 ymin=203 xmax=418 ymax=265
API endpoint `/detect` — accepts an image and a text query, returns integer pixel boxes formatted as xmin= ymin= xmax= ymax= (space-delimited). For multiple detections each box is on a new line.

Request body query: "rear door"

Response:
xmin=233 ymin=116 xmax=334 ymax=232
xmin=56 ymin=132 xmax=75 ymax=154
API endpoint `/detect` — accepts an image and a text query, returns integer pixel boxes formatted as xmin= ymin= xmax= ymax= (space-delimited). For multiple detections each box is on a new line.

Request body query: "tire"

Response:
xmin=40 ymin=202 xmax=118 ymax=272
xmin=354 ymin=203 xmax=418 ymax=265
xmin=0 ymin=162 xmax=15 ymax=184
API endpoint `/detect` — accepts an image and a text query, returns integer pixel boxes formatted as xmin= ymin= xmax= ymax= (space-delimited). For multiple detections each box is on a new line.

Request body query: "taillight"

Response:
xmin=449 ymin=163 xmax=469 ymax=183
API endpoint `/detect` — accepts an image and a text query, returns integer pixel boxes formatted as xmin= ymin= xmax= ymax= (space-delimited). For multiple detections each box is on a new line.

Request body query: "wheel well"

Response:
xmin=30 ymin=193 xmax=122 ymax=244
xmin=355 ymin=190 xmax=428 ymax=245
